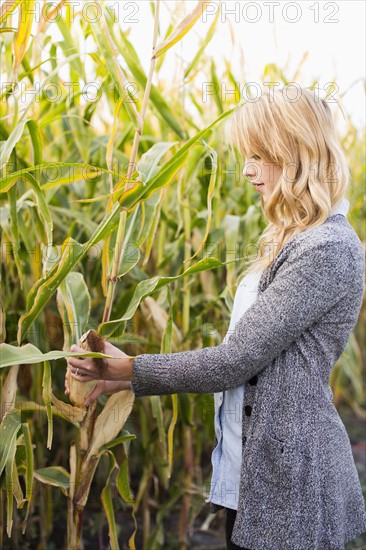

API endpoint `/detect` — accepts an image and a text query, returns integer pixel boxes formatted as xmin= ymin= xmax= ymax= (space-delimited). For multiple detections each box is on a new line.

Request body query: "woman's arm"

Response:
xmin=68 ymin=239 xmax=363 ymax=398
xmin=129 ymin=240 xmax=363 ymax=396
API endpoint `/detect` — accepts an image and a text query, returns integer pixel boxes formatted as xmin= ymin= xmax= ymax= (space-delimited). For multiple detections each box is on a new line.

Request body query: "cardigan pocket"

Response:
xmin=248 ymin=431 xmax=305 ymax=489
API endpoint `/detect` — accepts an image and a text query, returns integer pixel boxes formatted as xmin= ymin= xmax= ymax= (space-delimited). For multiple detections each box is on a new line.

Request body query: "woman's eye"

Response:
xmin=251 ymin=155 xmax=260 ymax=160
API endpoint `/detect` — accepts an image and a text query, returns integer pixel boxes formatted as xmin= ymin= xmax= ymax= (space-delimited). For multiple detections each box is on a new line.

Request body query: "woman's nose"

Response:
xmin=243 ymin=162 xmax=257 ymax=178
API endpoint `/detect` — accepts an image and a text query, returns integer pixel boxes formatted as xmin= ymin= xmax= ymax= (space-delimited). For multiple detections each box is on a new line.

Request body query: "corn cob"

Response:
xmin=68 ymin=329 xmax=105 ymax=407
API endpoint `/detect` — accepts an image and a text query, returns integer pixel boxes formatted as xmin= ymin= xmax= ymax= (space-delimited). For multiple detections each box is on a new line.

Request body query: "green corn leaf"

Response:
xmin=98 ymin=256 xmax=225 ymax=337
xmin=0 ymin=410 xmax=22 ymax=478
xmin=7 ymin=181 xmax=24 ymax=290
xmin=150 ymin=396 xmax=165 ymax=444
xmin=11 ymin=459 xmax=26 ymax=508
xmin=0 ymin=342 xmax=117 ymax=369
xmin=56 ymin=272 xmax=91 ymax=347
xmin=99 ymin=433 xmax=136 ymax=453
xmin=117 ymin=29 xmax=186 ymax=139
xmin=5 ymin=443 xmax=15 ymax=536
xmin=116 ymin=456 xmax=135 ymax=505
xmin=17 ymin=52 xmax=86 ymax=122
xmin=17 ymin=237 xmax=83 ymax=342
xmin=0 ymin=162 xmax=118 ymax=193
xmin=138 ymin=142 xmax=179 ymax=183
xmin=101 ymin=452 xmax=120 ymax=550
xmin=89 ymin=3 xmax=141 ymax=126
xmin=0 ymin=0 xmax=22 ymax=23
xmin=211 ymin=60 xmax=224 ymax=113
xmin=189 ymin=139 xmax=217 ymax=262
xmin=153 ymin=1 xmax=212 ymax=59
xmin=55 ymin=15 xmax=84 ymax=78
xmin=0 ymin=118 xmax=30 ymax=168
xmin=21 ymin=422 xmax=34 ymax=533
xmin=117 ymin=106 xmax=235 ymax=210
xmin=12 ymin=0 xmax=35 ymax=80
xmin=17 ymin=201 xmax=122 ymax=342
xmin=21 ymin=171 xmax=53 ymax=248
xmin=184 ymin=7 xmax=220 ymax=79
xmin=34 ymin=466 xmax=70 ymax=496
xmin=42 ymin=361 xmax=53 ymax=450
xmin=26 ymin=120 xmax=42 ymax=172
xmin=163 ymin=287 xmax=178 ymax=477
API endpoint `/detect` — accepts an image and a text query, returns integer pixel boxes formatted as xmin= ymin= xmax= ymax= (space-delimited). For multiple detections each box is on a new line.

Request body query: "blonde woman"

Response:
xmin=66 ymin=87 xmax=366 ymax=549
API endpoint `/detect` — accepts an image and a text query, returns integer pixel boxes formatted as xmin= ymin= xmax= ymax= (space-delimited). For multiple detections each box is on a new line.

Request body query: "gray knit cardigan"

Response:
xmin=131 ymin=213 xmax=366 ymax=550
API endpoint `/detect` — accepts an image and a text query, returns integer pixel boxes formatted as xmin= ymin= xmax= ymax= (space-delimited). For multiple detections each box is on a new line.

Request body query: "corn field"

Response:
xmin=0 ymin=1 xmax=365 ymax=549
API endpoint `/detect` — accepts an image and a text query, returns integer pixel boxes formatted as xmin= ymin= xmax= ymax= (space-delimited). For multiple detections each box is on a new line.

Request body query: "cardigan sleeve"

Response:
xmin=130 ymin=240 xmax=361 ymax=397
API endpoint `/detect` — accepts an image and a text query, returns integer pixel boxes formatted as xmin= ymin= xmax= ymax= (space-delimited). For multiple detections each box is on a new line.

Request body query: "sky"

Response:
xmin=118 ymin=0 xmax=365 ymax=131
xmin=3 ymin=1 xmax=365 ymax=131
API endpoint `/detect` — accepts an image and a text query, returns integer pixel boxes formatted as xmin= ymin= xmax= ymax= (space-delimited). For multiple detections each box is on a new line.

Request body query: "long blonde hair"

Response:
xmin=227 ymin=86 xmax=350 ymax=280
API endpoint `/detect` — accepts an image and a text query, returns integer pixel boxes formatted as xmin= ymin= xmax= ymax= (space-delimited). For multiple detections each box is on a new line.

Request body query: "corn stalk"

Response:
xmin=101 ymin=0 xmax=161 ymax=323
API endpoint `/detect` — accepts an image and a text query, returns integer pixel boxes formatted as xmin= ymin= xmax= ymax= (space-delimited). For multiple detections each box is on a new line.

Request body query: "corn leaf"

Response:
xmin=0 ymin=0 xmax=22 ymax=23
xmin=0 ymin=410 xmax=22 ymax=478
xmin=0 ymin=162 xmax=116 ymax=193
xmin=117 ymin=29 xmax=186 ymax=139
xmin=101 ymin=452 xmax=120 ymax=550
xmin=56 ymin=272 xmax=91 ymax=347
xmin=7 ymin=183 xmax=24 ymax=290
xmin=34 ymin=466 xmax=70 ymax=496
xmin=21 ymin=171 xmax=53 ymax=248
xmin=89 ymin=2 xmax=141 ymax=126
xmin=21 ymin=422 xmax=34 ymax=533
xmin=5 ymin=443 xmax=15 ymax=536
xmin=0 ymin=342 xmax=117 ymax=369
xmin=184 ymin=7 xmax=220 ymax=79
xmin=0 ymin=365 xmax=19 ymax=420
xmin=17 ymin=202 xmax=122 ymax=342
xmin=99 ymin=433 xmax=136 ymax=453
xmin=11 ymin=459 xmax=26 ymax=508
xmin=55 ymin=14 xmax=84 ymax=78
xmin=38 ymin=0 xmax=67 ymax=34
xmin=116 ymin=444 xmax=138 ymax=549
xmin=98 ymin=256 xmax=225 ymax=337
xmin=162 ymin=287 xmax=178 ymax=478
xmin=189 ymin=139 xmax=217 ymax=261
xmin=0 ymin=118 xmax=30 ymax=169
xmin=153 ymin=1 xmax=211 ymax=59
xmin=118 ymin=106 xmax=235 ymax=210
xmin=116 ymin=456 xmax=135 ymax=505
xmin=42 ymin=361 xmax=53 ymax=450
xmin=12 ymin=1 xmax=35 ymax=80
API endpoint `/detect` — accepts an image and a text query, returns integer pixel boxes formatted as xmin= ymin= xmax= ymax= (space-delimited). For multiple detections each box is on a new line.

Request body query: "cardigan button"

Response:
xmin=242 ymin=435 xmax=247 ymax=443
xmin=245 ymin=405 xmax=252 ymax=416
xmin=248 ymin=375 xmax=258 ymax=386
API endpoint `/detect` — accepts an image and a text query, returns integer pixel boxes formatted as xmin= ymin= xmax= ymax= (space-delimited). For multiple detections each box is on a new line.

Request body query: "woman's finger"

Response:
xmin=70 ymin=369 xmax=96 ymax=381
xmin=64 ymin=369 xmax=70 ymax=395
xmin=84 ymin=381 xmax=105 ymax=406
xmin=68 ymin=356 xmax=92 ymax=369
xmin=70 ymin=344 xmax=86 ymax=354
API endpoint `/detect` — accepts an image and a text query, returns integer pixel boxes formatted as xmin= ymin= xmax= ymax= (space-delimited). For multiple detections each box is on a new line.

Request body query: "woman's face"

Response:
xmin=243 ymin=155 xmax=282 ymax=202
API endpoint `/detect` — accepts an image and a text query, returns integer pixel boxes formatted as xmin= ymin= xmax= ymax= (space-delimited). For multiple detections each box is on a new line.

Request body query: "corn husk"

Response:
xmin=76 ymin=384 xmax=135 ymax=508
xmin=68 ymin=329 xmax=105 ymax=407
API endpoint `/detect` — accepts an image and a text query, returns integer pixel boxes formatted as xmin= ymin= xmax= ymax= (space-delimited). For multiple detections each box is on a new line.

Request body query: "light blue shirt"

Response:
xmin=205 ymin=270 xmax=263 ymax=510
xmin=205 ymin=197 xmax=350 ymax=510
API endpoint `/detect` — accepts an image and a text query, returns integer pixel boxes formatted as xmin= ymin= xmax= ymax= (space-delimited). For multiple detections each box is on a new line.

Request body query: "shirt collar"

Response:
xmin=329 ymin=197 xmax=349 ymax=218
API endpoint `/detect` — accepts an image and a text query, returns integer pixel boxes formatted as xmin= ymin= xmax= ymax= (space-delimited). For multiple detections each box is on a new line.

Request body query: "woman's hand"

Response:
xmin=64 ymin=366 xmax=131 ymax=405
xmin=66 ymin=340 xmax=135 ymax=382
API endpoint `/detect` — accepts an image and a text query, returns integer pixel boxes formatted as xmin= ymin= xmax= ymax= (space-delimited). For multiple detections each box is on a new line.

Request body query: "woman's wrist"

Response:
xmin=116 ymin=355 xmax=136 ymax=382
xmin=128 ymin=356 xmax=136 ymax=382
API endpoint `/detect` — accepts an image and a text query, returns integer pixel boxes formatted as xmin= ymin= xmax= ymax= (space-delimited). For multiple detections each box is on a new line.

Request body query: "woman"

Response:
xmin=66 ymin=87 xmax=366 ymax=549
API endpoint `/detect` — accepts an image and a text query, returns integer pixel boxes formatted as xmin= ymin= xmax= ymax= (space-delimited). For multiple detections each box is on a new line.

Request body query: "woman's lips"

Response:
xmin=252 ymin=183 xmax=264 ymax=189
